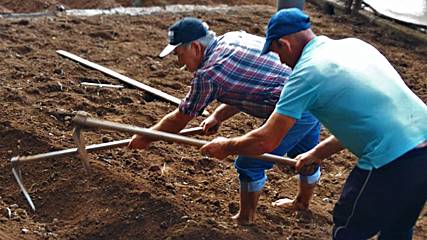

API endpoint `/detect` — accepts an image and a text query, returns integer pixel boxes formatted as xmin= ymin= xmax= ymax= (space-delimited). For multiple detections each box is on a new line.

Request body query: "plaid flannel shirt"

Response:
xmin=179 ymin=31 xmax=292 ymax=119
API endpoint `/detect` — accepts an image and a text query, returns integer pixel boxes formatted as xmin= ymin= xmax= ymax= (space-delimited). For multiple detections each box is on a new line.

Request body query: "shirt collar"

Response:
xmin=199 ymin=36 xmax=218 ymax=68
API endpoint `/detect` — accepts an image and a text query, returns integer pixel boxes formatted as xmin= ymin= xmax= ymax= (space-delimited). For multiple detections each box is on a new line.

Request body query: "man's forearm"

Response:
xmin=312 ymin=135 xmax=344 ymax=160
xmin=226 ymin=112 xmax=295 ymax=156
xmin=226 ymin=126 xmax=275 ymax=156
xmin=152 ymin=109 xmax=193 ymax=133
xmin=212 ymin=104 xmax=240 ymax=122
xmin=128 ymin=109 xmax=193 ymax=149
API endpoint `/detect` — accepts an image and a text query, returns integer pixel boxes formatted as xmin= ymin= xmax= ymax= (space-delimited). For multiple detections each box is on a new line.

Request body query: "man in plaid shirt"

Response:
xmin=128 ymin=17 xmax=321 ymax=225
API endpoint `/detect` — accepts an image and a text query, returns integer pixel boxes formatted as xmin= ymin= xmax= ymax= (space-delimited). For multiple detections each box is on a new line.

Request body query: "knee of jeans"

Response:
xmin=299 ymin=165 xmax=321 ymax=184
xmin=240 ymin=175 xmax=267 ymax=192
xmin=235 ymin=156 xmax=274 ymax=169
xmin=235 ymin=157 xmax=266 ymax=182
xmin=236 ymin=167 xmax=266 ymax=182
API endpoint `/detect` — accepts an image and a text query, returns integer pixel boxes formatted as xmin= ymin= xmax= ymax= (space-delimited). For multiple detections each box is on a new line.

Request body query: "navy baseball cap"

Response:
xmin=261 ymin=8 xmax=311 ymax=55
xmin=159 ymin=17 xmax=209 ymax=57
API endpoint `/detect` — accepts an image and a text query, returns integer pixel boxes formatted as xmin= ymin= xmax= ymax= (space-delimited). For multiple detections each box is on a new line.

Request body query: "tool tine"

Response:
xmin=72 ymin=127 xmax=90 ymax=172
xmin=11 ymin=157 xmax=36 ymax=211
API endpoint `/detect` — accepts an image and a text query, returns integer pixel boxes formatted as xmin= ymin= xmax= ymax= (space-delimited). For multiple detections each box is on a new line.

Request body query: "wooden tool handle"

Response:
xmin=12 ymin=127 xmax=205 ymax=164
xmin=72 ymin=113 xmax=297 ymax=166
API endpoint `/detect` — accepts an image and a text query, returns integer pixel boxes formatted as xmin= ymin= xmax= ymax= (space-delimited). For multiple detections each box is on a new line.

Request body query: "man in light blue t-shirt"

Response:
xmin=201 ymin=8 xmax=427 ymax=240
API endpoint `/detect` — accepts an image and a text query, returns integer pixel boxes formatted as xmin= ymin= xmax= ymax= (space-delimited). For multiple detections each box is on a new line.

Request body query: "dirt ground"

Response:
xmin=0 ymin=0 xmax=272 ymax=13
xmin=0 ymin=0 xmax=426 ymax=239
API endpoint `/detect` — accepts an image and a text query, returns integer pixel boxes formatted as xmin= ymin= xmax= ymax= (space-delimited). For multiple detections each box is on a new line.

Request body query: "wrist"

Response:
xmin=224 ymin=138 xmax=238 ymax=156
xmin=310 ymin=147 xmax=324 ymax=162
xmin=212 ymin=114 xmax=223 ymax=124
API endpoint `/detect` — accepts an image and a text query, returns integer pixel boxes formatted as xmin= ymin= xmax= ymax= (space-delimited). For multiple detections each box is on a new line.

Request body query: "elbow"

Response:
xmin=250 ymin=128 xmax=282 ymax=154
xmin=258 ymin=139 xmax=279 ymax=154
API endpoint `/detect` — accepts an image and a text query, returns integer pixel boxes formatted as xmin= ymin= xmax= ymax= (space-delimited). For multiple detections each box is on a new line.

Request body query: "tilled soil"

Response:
xmin=0 ymin=1 xmax=426 ymax=240
xmin=0 ymin=0 xmax=274 ymax=13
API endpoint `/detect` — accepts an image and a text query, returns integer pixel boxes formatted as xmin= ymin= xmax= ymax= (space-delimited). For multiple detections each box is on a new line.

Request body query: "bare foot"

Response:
xmin=231 ymin=212 xmax=255 ymax=225
xmin=273 ymin=182 xmax=316 ymax=211
xmin=271 ymin=197 xmax=309 ymax=211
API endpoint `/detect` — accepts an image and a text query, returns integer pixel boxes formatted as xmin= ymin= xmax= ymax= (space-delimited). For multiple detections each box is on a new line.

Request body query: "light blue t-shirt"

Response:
xmin=275 ymin=36 xmax=427 ymax=170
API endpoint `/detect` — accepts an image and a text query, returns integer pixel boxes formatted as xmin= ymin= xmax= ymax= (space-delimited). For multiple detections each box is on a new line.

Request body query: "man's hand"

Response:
xmin=294 ymin=149 xmax=322 ymax=172
xmin=200 ymin=137 xmax=232 ymax=160
xmin=295 ymin=135 xmax=344 ymax=172
xmin=128 ymin=134 xmax=152 ymax=149
xmin=200 ymin=115 xmax=220 ymax=135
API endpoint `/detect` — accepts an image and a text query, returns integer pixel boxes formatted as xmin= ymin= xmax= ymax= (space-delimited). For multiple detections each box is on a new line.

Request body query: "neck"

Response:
xmin=289 ymin=30 xmax=316 ymax=67
xmin=298 ymin=30 xmax=316 ymax=48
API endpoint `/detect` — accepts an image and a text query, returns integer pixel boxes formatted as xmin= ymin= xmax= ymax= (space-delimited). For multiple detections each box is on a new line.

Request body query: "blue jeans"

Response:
xmin=234 ymin=111 xmax=320 ymax=183
xmin=333 ymin=145 xmax=427 ymax=240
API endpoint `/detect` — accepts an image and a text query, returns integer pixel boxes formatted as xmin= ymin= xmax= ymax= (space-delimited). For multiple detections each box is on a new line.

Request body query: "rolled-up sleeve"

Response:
xmin=179 ymin=69 xmax=220 ymax=117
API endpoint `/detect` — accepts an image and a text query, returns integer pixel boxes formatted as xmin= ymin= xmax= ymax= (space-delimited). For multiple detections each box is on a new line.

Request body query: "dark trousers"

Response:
xmin=333 ymin=145 xmax=427 ymax=240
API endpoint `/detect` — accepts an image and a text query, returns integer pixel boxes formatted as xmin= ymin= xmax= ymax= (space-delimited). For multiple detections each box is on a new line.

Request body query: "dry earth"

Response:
xmin=0 ymin=1 xmax=426 ymax=239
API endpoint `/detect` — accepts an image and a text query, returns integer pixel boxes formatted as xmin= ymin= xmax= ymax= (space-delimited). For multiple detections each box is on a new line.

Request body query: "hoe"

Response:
xmin=12 ymin=112 xmax=312 ymax=211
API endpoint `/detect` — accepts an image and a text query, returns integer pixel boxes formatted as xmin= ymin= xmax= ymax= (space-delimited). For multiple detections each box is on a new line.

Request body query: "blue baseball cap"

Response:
xmin=159 ymin=17 xmax=209 ymax=57
xmin=261 ymin=8 xmax=311 ymax=55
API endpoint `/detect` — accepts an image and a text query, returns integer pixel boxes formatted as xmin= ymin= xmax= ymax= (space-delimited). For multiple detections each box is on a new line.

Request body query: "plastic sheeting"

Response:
xmin=364 ymin=0 xmax=427 ymax=27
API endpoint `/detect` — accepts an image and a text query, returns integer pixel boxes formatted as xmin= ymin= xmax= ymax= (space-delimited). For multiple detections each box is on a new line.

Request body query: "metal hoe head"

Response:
xmin=10 ymin=157 xmax=36 ymax=211
xmin=72 ymin=126 xmax=90 ymax=172
xmin=9 ymin=111 xmax=205 ymax=211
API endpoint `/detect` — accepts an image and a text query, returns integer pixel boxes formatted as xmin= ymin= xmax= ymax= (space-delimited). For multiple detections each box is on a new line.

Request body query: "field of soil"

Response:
xmin=0 ymin=0 xmax=273 ymax=13
xmin=0 ymin=0 xmax=426 ymax=239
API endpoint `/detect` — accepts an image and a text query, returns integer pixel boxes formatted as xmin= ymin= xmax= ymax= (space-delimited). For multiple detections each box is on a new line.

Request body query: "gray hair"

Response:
xmin=194 ymin=30 xmax=216 ymax=47
xmin=182 ymin=22 xmax=216 ymax=48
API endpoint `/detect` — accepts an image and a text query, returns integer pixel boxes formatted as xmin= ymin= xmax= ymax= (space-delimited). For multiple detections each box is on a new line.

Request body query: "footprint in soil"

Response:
xmin=12 ymin=45 xmax=33 ymax=55
xmin=228 ymin=201 xmax=239 ymax=215
xmin=295 ymin=210 xmax=314 ymax=224
xmin=88 ymin=31 xmax=119 ymax=41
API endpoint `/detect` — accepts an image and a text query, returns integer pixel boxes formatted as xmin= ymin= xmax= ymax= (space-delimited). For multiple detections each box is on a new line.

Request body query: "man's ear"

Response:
xmin=277 ymin=38 xmax=291 ymax=52
xmin=191 ymin=41 xmax=204 ymax=56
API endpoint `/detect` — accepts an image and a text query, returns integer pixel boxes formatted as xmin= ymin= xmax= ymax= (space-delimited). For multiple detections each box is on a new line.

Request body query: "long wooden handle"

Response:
xmin=72 ymin=114 xmax=297 ymax=166
xmin=177 ymin=126 xmax=204 ymax=136
xmin=57 ymin=50 xmax=181 ymax=105
xmin=12 ymin=126 xmax=204 ymax=164
xmin=56 ymin=50 xmax=210 ymax=116
xmin=9 ymin=126 xmax=204 ymax=212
